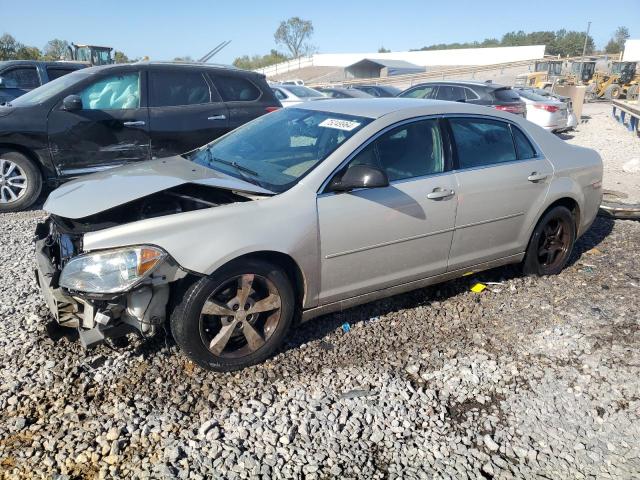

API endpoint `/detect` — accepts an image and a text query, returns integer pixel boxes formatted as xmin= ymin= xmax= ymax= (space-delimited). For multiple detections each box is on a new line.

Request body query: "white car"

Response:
xmin=516 ymin=89 xmax=568 ymax=132
xmin=271 ymin=85 xmax=326 ymax=107
xmin=516 ymin=88 xmax=576 ymax=132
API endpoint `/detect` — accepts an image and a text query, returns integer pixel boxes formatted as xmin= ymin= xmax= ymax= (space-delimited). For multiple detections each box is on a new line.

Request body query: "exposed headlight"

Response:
xmin=59 ymin=246 xmax=166 ymax=294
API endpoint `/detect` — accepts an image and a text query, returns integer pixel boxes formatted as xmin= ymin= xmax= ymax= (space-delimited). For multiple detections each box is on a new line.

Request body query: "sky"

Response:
xmin=2 ymin=0 xmax=639 ymax=64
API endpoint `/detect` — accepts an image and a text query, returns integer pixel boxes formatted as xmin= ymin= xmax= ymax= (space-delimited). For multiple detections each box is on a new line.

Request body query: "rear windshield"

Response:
xmin=493 ymin=88 xmax=521 ymax=102
xmin=516 ymin=90 xmax=549 ymax=102
xmin=285 ymin=86 xmax=324 ymax=98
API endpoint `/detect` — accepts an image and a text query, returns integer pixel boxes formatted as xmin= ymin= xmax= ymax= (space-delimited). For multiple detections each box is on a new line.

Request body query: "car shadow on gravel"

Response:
xmin=567 ymin=215 xmax=615 ymax=267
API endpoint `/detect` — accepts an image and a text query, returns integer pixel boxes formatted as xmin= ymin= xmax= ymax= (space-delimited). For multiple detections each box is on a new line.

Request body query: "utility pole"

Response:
xmin=579 ymin=21 xmax=592 ymax=80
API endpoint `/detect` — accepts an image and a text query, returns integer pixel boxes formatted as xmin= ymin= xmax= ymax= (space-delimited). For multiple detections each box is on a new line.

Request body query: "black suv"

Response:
xmin=398 ymin=80 xmax=526 ymax=117
xmin=0 ymin=62 xmax=280 ymax=211
xmin=0 ymin=60 xmax=86 ymax=104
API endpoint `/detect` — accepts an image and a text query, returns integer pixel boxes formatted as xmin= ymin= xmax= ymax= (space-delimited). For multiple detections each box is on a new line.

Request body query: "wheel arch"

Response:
xmin=0 ymin=143 xmax=48 ymax=180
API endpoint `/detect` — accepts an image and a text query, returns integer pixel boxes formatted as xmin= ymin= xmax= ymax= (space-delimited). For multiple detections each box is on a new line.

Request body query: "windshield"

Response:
xmin=10 ymin=70 xmax=91 ymax=107
xmin=285 ymin=86 xmax=324 ymax=98
xmin=190 ymin=108 xmax=372 ymax=193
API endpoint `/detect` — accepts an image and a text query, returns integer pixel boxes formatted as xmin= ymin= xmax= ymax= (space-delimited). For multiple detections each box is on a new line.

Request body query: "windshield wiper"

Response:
xmin=203 ymin=151 xmax=267 ymax=189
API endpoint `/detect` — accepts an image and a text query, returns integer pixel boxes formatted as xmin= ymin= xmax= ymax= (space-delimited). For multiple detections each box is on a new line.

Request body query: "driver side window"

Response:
xmin=348 ymin=119 xmax=445 ymax=182
xmin=78 ymin=72 xmax=140 ymax=110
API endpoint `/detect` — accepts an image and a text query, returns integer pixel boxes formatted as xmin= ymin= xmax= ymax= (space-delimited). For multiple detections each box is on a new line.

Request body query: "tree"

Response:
xmin=114 ymin=50 xmax=129 ymax=63
xmin=274 ymin=17 xmax=314 ymax=58
xmin=16 ymin=46 xmax=41 ymax=60
xmin=233 ymin=50 xmax=289 ymax=70
xmin=605 ymin=26 xmax=630 ymax=54
xmin=43 ymin=38 xmax=69 ymax=60
xmin=378 ymin=46 xmax=390 ymax=53
xmin=0 ymin=33 xmax=20 ymax=60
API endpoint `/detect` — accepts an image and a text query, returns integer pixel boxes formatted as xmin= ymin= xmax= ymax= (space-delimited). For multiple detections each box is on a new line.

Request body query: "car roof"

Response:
xmin=409 ymin=80 xmax=508 ymax=90
xmin=0 ymin=60 xmax=86 ymax=68
xmin=80 ymin=61 xmax=261 ymax=76
xmin=292 ymin=97 xmax=515 ymax=119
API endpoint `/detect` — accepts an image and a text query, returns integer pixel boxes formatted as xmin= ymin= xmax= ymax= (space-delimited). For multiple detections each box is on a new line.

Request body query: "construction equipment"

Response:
xmin=66 ymin=43 xmax=114 ymax=66
xmin=567 ymin=61 xmax=596 ymax=84
xmin=586 ymin=61 xmax=639 ymax=100
xmin=514 ymin=60 xmax=564 ymax=89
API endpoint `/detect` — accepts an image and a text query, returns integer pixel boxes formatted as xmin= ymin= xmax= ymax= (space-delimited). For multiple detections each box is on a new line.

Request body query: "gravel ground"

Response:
xmin=1 ymin=117 xmax=640 ymax=479
xmin=565 ymin=102 xmax=640 ymax=203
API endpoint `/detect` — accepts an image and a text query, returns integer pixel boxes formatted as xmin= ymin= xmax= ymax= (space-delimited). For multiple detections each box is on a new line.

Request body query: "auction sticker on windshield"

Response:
xmin=318 ymin=118 xmax=361 ymax=131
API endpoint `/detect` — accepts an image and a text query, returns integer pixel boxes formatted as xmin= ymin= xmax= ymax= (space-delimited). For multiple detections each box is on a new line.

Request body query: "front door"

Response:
xmin=446 ymin=116 xmax=553 ymax=270
xmin=317 ymin=118 xmax=457 ymax=304
xmin=48 ymin=70 xmax=150 ymax=176
xmin=148 ymin=69 xmax=230 ymax=158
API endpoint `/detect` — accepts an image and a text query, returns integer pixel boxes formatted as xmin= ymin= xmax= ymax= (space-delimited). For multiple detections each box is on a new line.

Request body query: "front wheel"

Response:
xmin=523 ymin=206 xmax=576 ymax=276
xmin=0 ymin=151 xmax=42 ymax=212
xmin=170 ymin=259 xmax=295 ymax=372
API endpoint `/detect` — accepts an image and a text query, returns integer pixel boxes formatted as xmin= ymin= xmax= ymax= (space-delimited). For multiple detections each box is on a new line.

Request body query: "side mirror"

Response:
xmin=62 ymin=94 xmax=82 ymax=111
xmin=328 ymin=164 xmax=389 ymax=192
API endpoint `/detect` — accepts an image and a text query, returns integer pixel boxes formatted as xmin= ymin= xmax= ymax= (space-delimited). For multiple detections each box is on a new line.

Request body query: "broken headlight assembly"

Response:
xmin=59 ymin=246 xmax=166 ymax=294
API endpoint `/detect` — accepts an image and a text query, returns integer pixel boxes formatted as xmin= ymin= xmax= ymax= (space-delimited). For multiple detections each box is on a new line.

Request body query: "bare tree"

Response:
xmin=274 ymin=17 xmax=314 ymax=58
xmin=43 ymin=39 xmax=69 ymax=60
xmin=0 ymin=33 xmax=20 ymax=60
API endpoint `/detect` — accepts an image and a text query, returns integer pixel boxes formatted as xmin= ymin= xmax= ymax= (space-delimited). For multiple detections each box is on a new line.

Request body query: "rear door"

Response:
xmin=208 ymin=73 xmax=275 ymax=130
xmin=436 ymin=85 xmax=466 ymax=102
xmin=317 ymin=118 xmax=457 ymax=304
xmin=446 ymin=116 xmax=553 ymax=270
xmin=0 ymin=65 xmax=40 ymax=103
xmin=48 ymin=69 xmax=150 ymax=175
xmin=148 ymin=68 xmax=229 ymax=157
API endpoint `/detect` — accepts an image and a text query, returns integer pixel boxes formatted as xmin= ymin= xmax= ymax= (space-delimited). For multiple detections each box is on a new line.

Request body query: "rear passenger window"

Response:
xmin=349 ymin=119 xmax=444 ymax=181
xmin=149 ymin=70 xmax=212 ymax=107
xmin=47 ymin=68 xmax=75 ymax=81
xmin=437 ymin=86 xmax=465 ymax=101
xmin=212 ymin=75 xmax=260 ymax=102
xmin=464 ymin=88 xmax=479 ymax=100
xmin=449 ymin=118 xmax=517 ymax=169
xmin=512 ymin=126 xmax=537 ymax=159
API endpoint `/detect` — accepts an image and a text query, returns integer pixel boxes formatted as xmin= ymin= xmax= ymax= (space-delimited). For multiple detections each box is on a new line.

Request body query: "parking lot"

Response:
xmin=0 ymin=103 xmax=637 ymax=478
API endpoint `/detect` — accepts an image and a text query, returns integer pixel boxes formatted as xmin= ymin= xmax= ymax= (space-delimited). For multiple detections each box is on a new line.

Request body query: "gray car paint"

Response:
xmin=46 ymin=98 xmax=603 ymax=313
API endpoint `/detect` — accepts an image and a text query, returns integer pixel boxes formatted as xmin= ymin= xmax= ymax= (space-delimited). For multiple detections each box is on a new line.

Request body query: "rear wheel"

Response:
xmin=170 ymin=259 xmax=294 ymax=371
xmin=0 ymin=151 xmax=42 ymax=212
xmin=604 ymin=84 xmax=622 ymax=100
xmin=523 ymin=206 xmax=576 ymax=276
xmin=626 ymin=85 xmax=639 ymax=101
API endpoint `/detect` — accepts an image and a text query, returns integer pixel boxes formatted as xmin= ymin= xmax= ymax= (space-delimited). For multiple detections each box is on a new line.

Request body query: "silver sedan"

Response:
xmin=35 ymin=99 xmax=603 ymax=371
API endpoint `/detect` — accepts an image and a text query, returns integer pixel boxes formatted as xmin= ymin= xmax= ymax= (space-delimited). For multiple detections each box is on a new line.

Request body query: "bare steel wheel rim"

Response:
xmin=0 ymin=158 xmax=28 ymax=204
xmin=199 ymin=274 xmax=282 ymax=359
xmin=537 ymin=217 xmax=571 ymax=270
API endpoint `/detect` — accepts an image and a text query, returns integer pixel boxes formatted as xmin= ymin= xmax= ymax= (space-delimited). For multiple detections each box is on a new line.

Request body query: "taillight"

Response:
xmin=533 ymin=104 xmax=559 ymax=113
xmin=494 ymin=104 xmax=524 ymax=114
xmin=265 ymin=106 xmax=280 ymax=113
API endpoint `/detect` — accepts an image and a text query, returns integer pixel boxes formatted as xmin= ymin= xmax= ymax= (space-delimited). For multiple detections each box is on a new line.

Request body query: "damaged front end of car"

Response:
xmin=34 ymin=216 xmax=188 ymax=347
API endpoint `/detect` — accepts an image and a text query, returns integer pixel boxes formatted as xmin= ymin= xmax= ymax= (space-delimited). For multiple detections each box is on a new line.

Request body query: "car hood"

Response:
xmin=44 ymin=156 xmax=275 ymax=219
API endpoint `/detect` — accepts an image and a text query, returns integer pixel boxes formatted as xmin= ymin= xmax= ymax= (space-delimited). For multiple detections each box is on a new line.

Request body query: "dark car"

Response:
xmin=0 ymin=62 xmax=281 ymax=211
xmin=398 ymin=80 xmax=526 ymax=117
xmin=351 ymin=84 xmax=402 ymax=97
xmin=315 ymin=87 xmax=373 ymax=99
xmin=0 ymin=60 xmax=86 ymax=104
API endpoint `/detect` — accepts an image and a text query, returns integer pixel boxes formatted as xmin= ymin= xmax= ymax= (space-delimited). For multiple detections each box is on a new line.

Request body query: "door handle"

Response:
xmin=207 ymin=114 xmax=227 ymax=121
xmin=427 ymin=188 xmax=455 ymax=200
xmin=527 ymin=172 xmax=549 ymax=182
xmin=123 ymin=120 xmax=145 ymax=127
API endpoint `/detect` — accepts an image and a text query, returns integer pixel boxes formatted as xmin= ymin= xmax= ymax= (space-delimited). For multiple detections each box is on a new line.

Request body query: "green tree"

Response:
xmin=605 ymin=26 xmax=630 ymax=54
xmin=274 ymin=17 xmax=314 ymax=58
xmin=16 ymin=45 xmax=41 ymax=60
xmin=43 ymin=38 xmax=69 ymax=60
xmin=114 ymin=50 xmax=129 ymax=63
xmin=233 ymin=50 xmax=289 ymax=70
xmin=378 ymin=46 xmax=390 ymax=53
xmin=0 ymin=33 xmax=20 ymax=60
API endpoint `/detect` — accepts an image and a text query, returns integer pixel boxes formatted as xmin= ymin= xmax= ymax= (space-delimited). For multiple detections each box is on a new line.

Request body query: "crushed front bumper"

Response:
xmin=34 ymin=219 xmax=183 ymax=348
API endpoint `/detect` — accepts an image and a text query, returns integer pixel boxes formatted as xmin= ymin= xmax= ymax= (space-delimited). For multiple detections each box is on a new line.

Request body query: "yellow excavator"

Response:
xmin=66 ymin=43 xmax=114 ymax=66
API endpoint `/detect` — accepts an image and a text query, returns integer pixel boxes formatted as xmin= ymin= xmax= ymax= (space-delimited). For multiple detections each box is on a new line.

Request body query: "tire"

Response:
xmin=170 ymin=258 xmax=295 ymax=372
xmin=626 ymin=85 xmax=639 ymax=101
xmin=604 ymin=84 xmax=621 ymax=100
xmin=0 ymin=150 xmax=42 ymax=212
xmin=522 ymin=206 xmax=576 ymax=276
